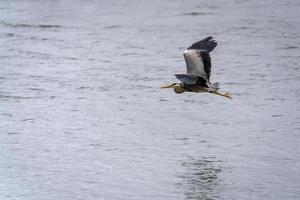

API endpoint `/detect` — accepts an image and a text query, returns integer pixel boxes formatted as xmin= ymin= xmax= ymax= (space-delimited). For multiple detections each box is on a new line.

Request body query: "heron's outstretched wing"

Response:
xmin=183 ymin=36 xmax=217 ymax=80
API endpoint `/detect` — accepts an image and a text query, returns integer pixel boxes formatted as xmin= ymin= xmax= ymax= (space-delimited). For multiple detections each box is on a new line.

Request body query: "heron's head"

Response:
xmin=160 ymin=83 xmax=185 ymax=94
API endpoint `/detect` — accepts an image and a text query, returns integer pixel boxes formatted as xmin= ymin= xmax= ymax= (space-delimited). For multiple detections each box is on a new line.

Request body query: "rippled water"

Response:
xmin=1 ymin=0 xmax=300 ymax=199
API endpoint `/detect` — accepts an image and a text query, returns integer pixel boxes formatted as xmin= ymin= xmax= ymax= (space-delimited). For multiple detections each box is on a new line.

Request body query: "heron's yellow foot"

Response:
xmin=224 ymin=92 xmax=232 ymax=99
xmin=212 ymin=91 xmax=232 ymax=99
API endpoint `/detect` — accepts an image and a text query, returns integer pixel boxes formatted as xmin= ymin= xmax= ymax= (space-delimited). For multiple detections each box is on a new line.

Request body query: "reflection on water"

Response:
xmin=179 ymin=157 xmax=222 ymax=200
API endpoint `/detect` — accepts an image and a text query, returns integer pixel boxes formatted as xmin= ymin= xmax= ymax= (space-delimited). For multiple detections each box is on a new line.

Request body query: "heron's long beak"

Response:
xmin=160 ymin=83 xmax=176 ymax=89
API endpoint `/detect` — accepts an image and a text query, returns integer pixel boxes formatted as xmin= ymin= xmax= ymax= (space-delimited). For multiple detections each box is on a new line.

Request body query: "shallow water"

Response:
xmin=0 ymin=0 xmax=300 ymax=199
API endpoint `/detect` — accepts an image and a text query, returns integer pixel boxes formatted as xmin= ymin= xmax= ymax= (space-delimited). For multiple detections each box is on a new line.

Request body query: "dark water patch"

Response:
xmin=127 ymin=76 xmax=159 ymax=82
xmin=0 ymin=55 xmax=12 ymax=59
xmin=175 ymin=137 xmax=190 ymax=141
xmin=38 ymin=24 xmax=62 ymax=28
xmin=77 ymin=86 xmax=94 ymax=90
xmin=1 ymin=113 xmax=13 ymax=117
xmin=89 ymin=143 xmax=102 ymax=147
xmin=121 ymin=52 xmax=139 ymax=56
xmin=97 ymin=86 xmax=110 ymax=91
xmin=243 ymin=53 xmax=261 ymax=57
xmin=272 ymin=114 xmax=283 ymax=118
xmin=104 ymin=148 xmax=119 ymax=152
xmin=270 ymin=79 xmax=281 ymax=83
xmin=209 ymin=121 xmax=230 ymax=126
xmin=181 ymin=12 xmax=213 ymax=16
xmin=117 ymin=123 xmax=126 ymax=126
xmin=7 ymin=132 xmax=21 ymax=135
xmin=118 ymin=95 xmax=126 ymax=99
xmin=65 ymin=56 xmax=79 ymax=60
xmin=264 ymin=129 xmax=276 ymax=133
xmin=281 ymin=55 xmax=300 ymax=58
xmin=1 ymin=21 xmax=62 ymax=29
xmin=28 ymin=88 xmax=46 ymax=92
xmin=27 ymin=75 xmax=45 ymax=79
xmin=18 ymin=50 xmax=52 ymax=59
xmin=183 ymin=99 xmax=198 ymax=103
xmin=283 ymin=46 xmax=298 ymax=49
xmin=237 ymin=26 xmax=251 ymax=30
xmin=1 ymin=32 xmax=14 ymax=37
xmin=224 ymin=82 xmax=249 ymax=85
xmin=265 ymin=97 xmax=287 ymax=102
xmin=28 ymin=36 xmax=53 ymax=41
xmin=22 ymin=118 xmax=35 ymax=122
xmin=99 ymin=59 xmax=112 ymax=63
xmin=0 ymin=94 xmax=36 ymax=100
xmin=104 ymin=25 xmax=122 ymax=29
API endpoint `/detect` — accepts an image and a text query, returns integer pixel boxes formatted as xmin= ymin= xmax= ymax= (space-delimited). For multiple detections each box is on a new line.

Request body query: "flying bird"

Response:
xmin=160 ymin=36 xmax=231 ymax=99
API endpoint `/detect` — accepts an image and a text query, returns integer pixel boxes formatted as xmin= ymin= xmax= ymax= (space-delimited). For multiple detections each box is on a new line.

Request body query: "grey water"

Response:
xmin=0 ymin=0 xmax=300 ymax=199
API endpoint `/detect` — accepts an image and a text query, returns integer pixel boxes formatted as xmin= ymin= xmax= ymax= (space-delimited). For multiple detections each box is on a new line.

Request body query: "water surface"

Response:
xmin=0 ymin=0 xmax=300 ymax=199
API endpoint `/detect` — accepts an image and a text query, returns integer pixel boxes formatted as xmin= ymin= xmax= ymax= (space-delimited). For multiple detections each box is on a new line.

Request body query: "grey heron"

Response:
xmin=160 ymin=36 xmax=231 ymax=99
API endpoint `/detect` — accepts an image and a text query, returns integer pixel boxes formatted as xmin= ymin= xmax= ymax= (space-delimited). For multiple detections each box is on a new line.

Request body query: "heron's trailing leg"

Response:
xmin=211 ymin=91 xmax=232 ymax=99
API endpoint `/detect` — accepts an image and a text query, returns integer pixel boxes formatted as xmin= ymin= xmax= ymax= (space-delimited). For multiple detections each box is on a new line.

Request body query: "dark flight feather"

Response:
xmin=187 ymin=36 xmax=217 ymax=52
xmin=200 ymin=52 xmax=212 ymax=79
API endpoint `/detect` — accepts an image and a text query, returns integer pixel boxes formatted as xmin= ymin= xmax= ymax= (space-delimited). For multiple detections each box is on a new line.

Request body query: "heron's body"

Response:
xmin=161 ymin=36 xmax=231 ymax=99
xmin=172 ymin=84 xmax=207 ymax=94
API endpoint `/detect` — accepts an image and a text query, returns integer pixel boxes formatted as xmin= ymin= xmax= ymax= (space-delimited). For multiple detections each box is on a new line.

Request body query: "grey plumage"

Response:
xmin=175 ymin=36 xmax=218 ymax=90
